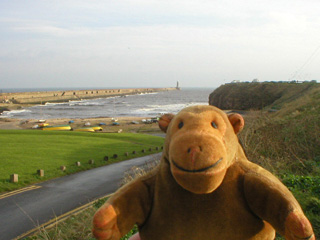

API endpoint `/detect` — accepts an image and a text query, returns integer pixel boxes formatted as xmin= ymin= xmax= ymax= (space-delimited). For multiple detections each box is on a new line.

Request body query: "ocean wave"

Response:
xmin=78 ymin=102 xmax=104 ymax=106
xmin=5 ymin=109 xmax=31 ymax=114
xmin=46 ymin=107 xmax=80 ymax=111
xmin=0 ymin=109 xmax=32 ymax=118
xmin=140 ymin=92 xmax=158 ymax=95
xmin=114 ymin=101 xmax=127 ymax=105
xmin=45 ymin=102 xmax=68 ymax=106
xmin=131 ymin=102 xmax=208 ymax=115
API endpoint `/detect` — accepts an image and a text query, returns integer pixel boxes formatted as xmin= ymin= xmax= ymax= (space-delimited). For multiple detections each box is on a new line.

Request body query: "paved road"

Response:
xmin=0 ymin=153 xmax=161 ymax=240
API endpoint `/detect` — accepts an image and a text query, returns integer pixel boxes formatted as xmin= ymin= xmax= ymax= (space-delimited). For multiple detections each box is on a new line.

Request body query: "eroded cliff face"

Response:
xmin=208 ymin=82 xmax=318 ymax=110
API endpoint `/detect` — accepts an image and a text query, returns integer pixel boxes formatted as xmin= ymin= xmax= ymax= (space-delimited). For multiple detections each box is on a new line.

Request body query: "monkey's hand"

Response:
xmin=284 ymin=211 xmax=315 ymax=240
xmin=92 ymin=203 xmax=121 ymax=240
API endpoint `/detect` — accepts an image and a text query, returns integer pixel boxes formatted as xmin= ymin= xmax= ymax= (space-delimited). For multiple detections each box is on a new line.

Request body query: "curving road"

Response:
xmin=0 ymin=153 xmax=161 ymax=240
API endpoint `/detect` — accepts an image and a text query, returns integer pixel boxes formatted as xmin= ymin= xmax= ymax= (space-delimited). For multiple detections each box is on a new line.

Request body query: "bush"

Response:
xmin=281 ymin=174 xmax=320 ymax=197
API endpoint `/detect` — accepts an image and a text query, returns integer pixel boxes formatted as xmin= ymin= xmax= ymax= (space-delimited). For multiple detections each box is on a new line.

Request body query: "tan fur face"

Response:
xmin=159 ymin=105 xmax=244 ymax=194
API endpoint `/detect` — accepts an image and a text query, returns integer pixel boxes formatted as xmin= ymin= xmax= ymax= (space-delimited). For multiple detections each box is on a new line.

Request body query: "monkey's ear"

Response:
xmin=228 ymin=113 xmax=244 ymax=134
xmin=158 ymin=114 xmax=175 ymax=133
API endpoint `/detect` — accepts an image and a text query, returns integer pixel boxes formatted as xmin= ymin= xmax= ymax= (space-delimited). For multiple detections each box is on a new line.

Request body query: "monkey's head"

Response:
xmin=159 ymin=105 xmax=244 ymax=194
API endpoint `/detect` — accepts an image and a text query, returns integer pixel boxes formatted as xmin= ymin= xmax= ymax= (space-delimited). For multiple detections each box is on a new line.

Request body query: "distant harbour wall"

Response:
xmin=0 ymin=87 xmax=178 ymax=104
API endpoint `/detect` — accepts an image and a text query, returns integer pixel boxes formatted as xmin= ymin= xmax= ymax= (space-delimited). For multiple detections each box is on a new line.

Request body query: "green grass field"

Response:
xmin=0 ymin=130 xmax=164 ymax=193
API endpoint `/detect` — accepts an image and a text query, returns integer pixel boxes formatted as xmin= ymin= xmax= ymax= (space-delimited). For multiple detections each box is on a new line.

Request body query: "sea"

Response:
xmin=0 ymin=88 xmax=215 ymax=119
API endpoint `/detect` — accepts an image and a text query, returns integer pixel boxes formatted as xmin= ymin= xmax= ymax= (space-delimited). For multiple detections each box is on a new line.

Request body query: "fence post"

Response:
xmin=89 ymin=159 xmax=94 ymax=164
xmin=10 ymin=174 xmax=18 ymax=183
xmin=37 ymin=169 xmax=44 ymax=177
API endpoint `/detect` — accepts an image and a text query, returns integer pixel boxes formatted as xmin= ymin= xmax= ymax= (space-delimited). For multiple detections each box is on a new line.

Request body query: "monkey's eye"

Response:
xmin=211 ymin=121 xmax=218 ymax=129
xmin=178 ymin=121 xmax=184 ymax=129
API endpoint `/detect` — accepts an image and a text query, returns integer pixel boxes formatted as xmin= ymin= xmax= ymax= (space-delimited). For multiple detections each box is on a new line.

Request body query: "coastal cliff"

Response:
xmin=0 ymin=87 xmax=177 ymax=104
xmin=209 ymin=82 xmax=320 ymax=110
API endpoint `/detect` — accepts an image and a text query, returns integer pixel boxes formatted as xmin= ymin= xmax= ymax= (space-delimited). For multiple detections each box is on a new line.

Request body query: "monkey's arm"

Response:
xmin=93 ymin=174 xmax=155 ymax=240
xmin=243 ymin=171 xmax=314 ymax=240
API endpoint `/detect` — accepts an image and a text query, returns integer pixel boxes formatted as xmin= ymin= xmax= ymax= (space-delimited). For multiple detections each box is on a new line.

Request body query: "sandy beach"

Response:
xmin=0 ymin=100 xmax=163 ymax=132
xmin=0 ymin=104 xmax=159 ymax=132
xmin=0 ymin=103 xmax=160 ymax=132
xmin=0 ymin=115 xmax=162 ymax=134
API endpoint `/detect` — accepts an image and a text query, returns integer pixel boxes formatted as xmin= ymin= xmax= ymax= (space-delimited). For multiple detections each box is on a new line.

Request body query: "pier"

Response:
xmin=0 ymin=87 xmax=177 ymax=104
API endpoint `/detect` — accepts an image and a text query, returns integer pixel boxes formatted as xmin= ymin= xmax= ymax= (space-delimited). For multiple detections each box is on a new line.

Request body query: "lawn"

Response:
xmin=0 ymin=129 xmax=164 ymax=193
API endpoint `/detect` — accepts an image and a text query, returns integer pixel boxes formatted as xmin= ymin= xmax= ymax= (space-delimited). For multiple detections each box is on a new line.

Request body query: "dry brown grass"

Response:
xmin=25 ymin=207 xmax=96 ymax=240
xmin=119 ymin=155 xmax=161 ymax=186
xmin=239 ymin=106 xmax=320 ymax=176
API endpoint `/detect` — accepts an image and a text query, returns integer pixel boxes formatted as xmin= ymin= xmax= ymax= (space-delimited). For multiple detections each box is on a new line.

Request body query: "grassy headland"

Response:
xmin=0 ymin=130 xmax=164 ymax=193
xmin=209 ymin=81 xmax=319 ymax=110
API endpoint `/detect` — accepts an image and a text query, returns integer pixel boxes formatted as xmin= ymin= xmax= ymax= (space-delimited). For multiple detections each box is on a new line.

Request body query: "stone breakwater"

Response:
xmin=0 ymin=87 xmax=178 ymax=104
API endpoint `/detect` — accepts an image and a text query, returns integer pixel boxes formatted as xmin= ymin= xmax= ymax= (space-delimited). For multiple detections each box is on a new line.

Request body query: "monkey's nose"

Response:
xmin=187 ymin=146 xmax=202 ymax=153
xmin=187 ymin=146 xmax=202 ymax=164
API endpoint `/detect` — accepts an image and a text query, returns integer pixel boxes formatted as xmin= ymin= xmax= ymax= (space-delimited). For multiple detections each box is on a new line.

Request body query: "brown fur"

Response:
xmin=93 ymin=105 xmax=314 ymax=240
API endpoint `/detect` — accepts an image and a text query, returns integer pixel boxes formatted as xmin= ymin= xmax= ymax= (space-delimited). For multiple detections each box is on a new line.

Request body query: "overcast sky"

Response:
xmin=0 ymin=0 xmax=319 ymax=89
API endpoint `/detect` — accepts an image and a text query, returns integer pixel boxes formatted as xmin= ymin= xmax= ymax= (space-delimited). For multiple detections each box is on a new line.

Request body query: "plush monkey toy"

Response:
xmin=93 ymin=105 xmax=315 ymax=240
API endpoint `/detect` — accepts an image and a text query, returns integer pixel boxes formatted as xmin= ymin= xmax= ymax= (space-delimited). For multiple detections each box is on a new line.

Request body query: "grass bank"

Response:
xmin=238 ymin=89 xmax=320 ymax=238
xmin=0 ymin=130 xmax=164 ymax=193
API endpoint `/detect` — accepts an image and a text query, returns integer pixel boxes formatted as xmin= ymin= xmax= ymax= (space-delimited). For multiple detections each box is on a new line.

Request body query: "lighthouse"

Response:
xmin=176 ymin=81 xmax=181 ymax=90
